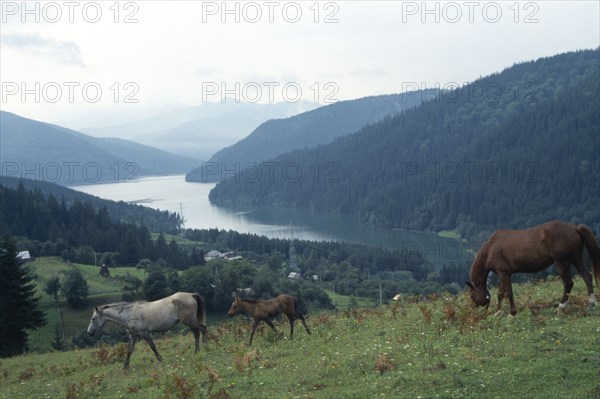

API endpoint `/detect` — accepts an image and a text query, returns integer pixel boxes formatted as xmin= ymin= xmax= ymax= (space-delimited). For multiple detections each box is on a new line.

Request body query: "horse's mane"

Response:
xmin=99 ymin=301 xmax=140 ymax=311
xmin=470 ymin=243 xmax=490 ymax=284
xmin=240 ymin=298 xmax=262 ymax=303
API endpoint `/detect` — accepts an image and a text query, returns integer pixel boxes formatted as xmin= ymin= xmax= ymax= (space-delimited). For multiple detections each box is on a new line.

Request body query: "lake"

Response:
xmin=73 ymin=175 xmax=472 ymax=268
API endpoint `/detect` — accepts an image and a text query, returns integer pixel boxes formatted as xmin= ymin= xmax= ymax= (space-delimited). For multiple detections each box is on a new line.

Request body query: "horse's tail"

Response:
xmin=292 ymin=295 xmax=305 ymax=318
xmin=577 ymin=224 xmax=600 ymax=289
xmin=192 ymin=293 xmax=206 ymax=326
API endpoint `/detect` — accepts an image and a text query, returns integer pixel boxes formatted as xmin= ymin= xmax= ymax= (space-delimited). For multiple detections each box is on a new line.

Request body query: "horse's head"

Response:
xmin=466 ymin=281 xmax=491 ymax=308
xmin=227 ymin=297 xmax=242 ymax=317
xmin=87 ymin=307 xmax=106 ymax=336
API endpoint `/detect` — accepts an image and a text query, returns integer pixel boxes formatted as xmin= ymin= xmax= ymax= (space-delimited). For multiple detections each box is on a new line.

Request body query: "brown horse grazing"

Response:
xmin=227 ymin=294 xmax=311 ymax=345
xmin=467 ymin=221 xmax=600 ymax=315
xmin=87 ymin=292 xmax=207 ymax=368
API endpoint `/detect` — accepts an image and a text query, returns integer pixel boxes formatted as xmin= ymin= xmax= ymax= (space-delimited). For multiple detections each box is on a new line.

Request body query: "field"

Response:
xmin=2 ymin=275 xmax=599 ymax=399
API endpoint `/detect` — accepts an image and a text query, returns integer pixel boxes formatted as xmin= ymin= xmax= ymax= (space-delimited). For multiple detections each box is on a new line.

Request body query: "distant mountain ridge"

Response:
xmin=186 ymin=92 xmax=431 ymax=182
xmin=83 ymin=101 xmax=319 ymax=160
xmin=0 ymin=111 xmax=198 ymax=185
xmin=208 ymin=49 xmax=600 ymax=240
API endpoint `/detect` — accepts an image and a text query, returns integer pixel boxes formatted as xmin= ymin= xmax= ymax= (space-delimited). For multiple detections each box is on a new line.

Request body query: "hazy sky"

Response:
xmin=1 ymin=1 xmax=599 ymax=127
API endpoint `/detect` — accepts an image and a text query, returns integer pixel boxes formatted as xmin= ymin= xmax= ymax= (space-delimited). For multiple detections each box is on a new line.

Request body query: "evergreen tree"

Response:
xmin=142 ymin=269 xmax=169 ymax=301
xmin=51 ymin=325 xmax=67 ymax=351
xmin=0 ymin=235 xmax=46 ymax=357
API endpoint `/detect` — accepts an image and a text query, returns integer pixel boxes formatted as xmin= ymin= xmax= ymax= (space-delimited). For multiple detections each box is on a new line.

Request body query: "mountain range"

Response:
xmin=81 ymin=101 xmax=319 ymax=160
xmin=208 ymin=49 xmax=600 ymax=240
xmin=186 ymin=91 xmax=431 ymax=182
xmin=0 ymin=111 xmax=199 ymax=185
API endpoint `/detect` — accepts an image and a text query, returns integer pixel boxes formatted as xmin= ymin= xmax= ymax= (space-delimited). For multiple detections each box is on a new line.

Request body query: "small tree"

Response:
xmin=44 ymin=275 xmax=61 ymax=301
xmin=122 ymin=274 xmax=143 ymax=302
xmin=61 ymin=269 xmax=89 ymax=308
xmin=142 ymin=268 xmax=169 ymax=301
xmin=51 ymin=325 xmax=67 ymax=351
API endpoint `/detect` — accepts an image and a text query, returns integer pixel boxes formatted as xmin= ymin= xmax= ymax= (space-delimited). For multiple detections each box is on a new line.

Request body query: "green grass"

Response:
xmin=3 ymin=277 xmax=599 ymax=398
xmin=26 ymin=258 xmax=145 ymax=351
xmin=325 ymin=290 xmax=376 ymax=308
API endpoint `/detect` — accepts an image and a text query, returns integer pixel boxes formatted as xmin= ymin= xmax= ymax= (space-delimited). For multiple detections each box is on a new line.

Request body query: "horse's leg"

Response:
xmin=504 ymin=275 xmax=517 ymax=316
xmin=140 ymin=332 xmax=162 ymax=362
xmin=296 ymin=312 xmax=311 ymax=334
xmin=249 ymin=320 xmax=260 ymax=346
xmin=496 ymin=274 xmax=507 ymax=315
xmin=285 ymin=315 xmax=294 ymax=339
xmin=497 ymin=273 xmax=517 ymax=315
xmin=573 ymin=254 xmax=597 ymax=306
xmin=191 ymin=328 xmax=200 ymax=353
xmin=124 ymin=334 xmax=137 ymax=369
xmin=199 ymin=323 xmax=208 ymax=343
xmin=556 ymin=260 xmax=574 ymax=313
xmin=264 ymin=319 xmax=277 ymax=332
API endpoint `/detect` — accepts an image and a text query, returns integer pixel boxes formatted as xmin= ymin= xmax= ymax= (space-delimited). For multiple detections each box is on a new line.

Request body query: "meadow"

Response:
xmin=2 ymin=272 xmax=599 ymax=399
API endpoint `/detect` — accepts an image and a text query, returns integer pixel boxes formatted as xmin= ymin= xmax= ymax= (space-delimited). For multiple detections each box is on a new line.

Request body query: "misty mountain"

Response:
xmin=82 ymin=101 xmax=319 ymax=160
xmin=0 ymin=111 xmax=198 ymax=185
xmin=186 ymin=92 xmax=431 ymax=182
xmin=208 ymin=49 xmax=600 ymax=240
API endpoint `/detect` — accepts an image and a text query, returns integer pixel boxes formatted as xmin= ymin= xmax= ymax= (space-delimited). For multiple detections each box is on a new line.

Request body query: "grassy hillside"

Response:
xmin=3 ymin=277 xmax=598 ymax=398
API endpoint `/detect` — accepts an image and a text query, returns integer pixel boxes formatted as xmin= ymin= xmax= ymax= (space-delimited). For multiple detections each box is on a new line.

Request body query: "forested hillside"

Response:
xmin=209 ymin=49 xmax=600 ymax=241
xmin=0 ymin=181 xmax=190 ymax=267
xmin=0 ymin=176 xmax=182 ymax=232
xmin=187 ymin=92 xmax=430 ymax=182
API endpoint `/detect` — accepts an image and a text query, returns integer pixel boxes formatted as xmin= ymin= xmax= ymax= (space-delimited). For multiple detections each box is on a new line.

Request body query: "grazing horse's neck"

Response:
xmin=471 ymin=256 xmax=490 ymax=289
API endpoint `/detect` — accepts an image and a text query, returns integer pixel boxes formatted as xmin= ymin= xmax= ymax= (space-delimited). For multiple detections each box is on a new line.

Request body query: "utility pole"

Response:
xmin=379 ymin=283 xmax=383 ymax=306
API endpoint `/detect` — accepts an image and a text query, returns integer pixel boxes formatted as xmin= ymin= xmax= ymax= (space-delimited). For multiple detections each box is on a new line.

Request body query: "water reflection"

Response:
xmin=73 ymin=175 xmax=470 ymax=268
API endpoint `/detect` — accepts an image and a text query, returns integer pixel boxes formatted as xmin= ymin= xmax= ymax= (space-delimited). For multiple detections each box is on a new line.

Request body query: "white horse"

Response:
xmin=87 ymin=292 xmax=207 ymax=368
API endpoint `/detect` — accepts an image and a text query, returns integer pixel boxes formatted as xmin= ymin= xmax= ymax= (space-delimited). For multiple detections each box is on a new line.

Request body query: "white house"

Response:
xmin=204 ymin=250 xmax=222 ymax=261
xmin=17 ymin=251 xmax=31 ymax=262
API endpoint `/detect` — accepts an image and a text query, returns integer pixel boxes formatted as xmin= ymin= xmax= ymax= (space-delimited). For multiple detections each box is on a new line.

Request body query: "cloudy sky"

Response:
xmin=1 ymin=1 xmax=599 ymax=129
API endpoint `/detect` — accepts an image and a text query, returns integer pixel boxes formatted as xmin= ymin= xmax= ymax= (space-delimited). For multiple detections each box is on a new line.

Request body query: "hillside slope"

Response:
xmin=1 ymin=278 xmax=598 ymax=399
xmin=187 ymin=92 xmax=430 ymax=182
xmin=0 ymin=111 xmax=198 ymax=185
xmin=0 ymin=176 xmax=181 ymax=232
xmin=209 ymin=49 xmax=600 ymax=240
